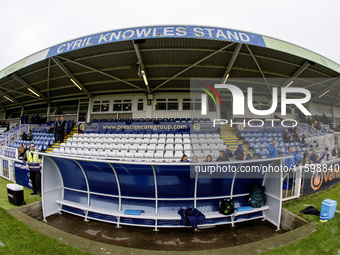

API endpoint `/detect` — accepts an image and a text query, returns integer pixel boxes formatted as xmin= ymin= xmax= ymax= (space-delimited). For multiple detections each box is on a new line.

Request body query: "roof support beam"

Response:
xmin=0 ymin=89 xmax=22 ymax=106
xmin=12 ymin=73 xmax=48 ymax=102
xmin=52 ymin=57 xmax=93 ymax=98
xmin=56 ymin=56 xmax=147 ymax=92
xmin=133 ymin=42 xmax=150 ymax=93
xmin=245 ymin=44 xmax=271 ymax=93
xmin=151 ymin=43 xmax=236 ymax=92
xmin=312 ymin=77 xmax=340 ymax=101
xmin=221 ymin=43 xmax=242 ymax=83
xmin=282 ymin=61 xmax=310 ymax=87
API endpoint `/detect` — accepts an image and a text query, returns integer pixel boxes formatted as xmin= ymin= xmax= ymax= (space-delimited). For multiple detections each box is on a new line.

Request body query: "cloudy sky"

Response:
xmin=1 ymin=0 xmax=339 ymax=71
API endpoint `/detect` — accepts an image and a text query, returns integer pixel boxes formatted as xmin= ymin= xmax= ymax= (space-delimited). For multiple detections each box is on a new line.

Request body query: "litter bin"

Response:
xmin=7 ymin=184 xmax=24 ymax=206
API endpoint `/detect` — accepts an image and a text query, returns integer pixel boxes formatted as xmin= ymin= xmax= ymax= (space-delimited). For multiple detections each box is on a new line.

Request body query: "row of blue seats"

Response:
xmin=241 ymin=132 xmax=285 ymax=138
xmin=9 ymin=143 xmax=48 ymax=151
xmin=246 ymin=137 xmax=284 ymax=143
xmin=32 ymin=132 xmax=54 ymax=136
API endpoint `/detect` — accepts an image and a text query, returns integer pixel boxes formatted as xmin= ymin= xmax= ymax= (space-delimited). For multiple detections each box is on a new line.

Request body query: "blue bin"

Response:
xmin=321 ymin=199 xmax=337 ymax=220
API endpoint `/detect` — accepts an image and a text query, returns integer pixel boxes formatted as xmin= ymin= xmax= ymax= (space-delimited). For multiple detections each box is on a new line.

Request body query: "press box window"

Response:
xmin=113 ymin=99 xmax=132 ymax=111
xmin=93 ymin=100 xmax=109 ymax=112
xmin=155 ymin=99 xmax=178 ymax=110
xmin=138 ymin=99 xmax=144 ymax=111
xmin=183 ymin=99 xmax=201 ymax=110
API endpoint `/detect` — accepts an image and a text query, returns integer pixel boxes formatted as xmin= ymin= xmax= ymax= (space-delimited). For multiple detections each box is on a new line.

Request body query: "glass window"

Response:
xmin=138 ymin=99 xmax=144 ymax=111
xmin=155 ymin=99 xmax=178 ymax=111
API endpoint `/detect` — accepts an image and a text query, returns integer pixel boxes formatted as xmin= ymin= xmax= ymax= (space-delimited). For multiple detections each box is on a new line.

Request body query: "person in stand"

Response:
xmin=26 ymin=131 xmax=33 ymax=141
xmin=191 ymin=156 xmax=198 ymax=162
xmin=301 ymin=134 xmax=308 ymax=148
xmin=205 ymin=154 xmax=212 ymax=162
xmin=293 ymin=146 xmax=302 ymax=166
xmin=268 ymin=138 xmax=281 ymax=158
xmin=23 ymin=142 xmax=41 ymax=195
xmin=285 ymin=146 xmax=295 ymax=168
xmin=283 ymin=129 xmax=291 ymax=143
xmin=58 ymin=117 xmax=66 ymax=143
xmin=18 ymin=144 xmax=25 ymax=159
xmin=332 ymin=144 xmax=339 ymax=159
xmin=216 ymin=151 xmax=227 ymax=161
xmin=21 ymin=131 xmax=27 ymax=140
xmin=225 ymin=145 xmax=233 ymax=159
xmin=54 ymin=117 xmax=60 ymax=142
xmin=180 ymin=154 xmax=190 ymax=162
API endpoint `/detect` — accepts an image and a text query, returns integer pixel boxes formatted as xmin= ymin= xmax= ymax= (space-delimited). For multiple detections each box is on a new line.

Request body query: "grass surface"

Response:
xmin=0 ymin=176 xmax=340 ymax=254
xmin=263 ymin=184 xmax=340 ymax=255
xmin=0 ymin=178 xmax=41 ymax=210
xmin=0 ymin=177 xmax=92 ymax=255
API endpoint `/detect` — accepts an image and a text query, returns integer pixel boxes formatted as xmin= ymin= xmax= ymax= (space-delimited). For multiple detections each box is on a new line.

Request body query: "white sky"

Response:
xmin=1 ymin=0 xmax=340 ymax=71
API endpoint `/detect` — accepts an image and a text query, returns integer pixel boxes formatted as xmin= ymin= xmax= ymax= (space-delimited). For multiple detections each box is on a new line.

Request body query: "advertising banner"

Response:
xmin=79 ymin=121 xmax=193 ymax=133
xmin=302 ymin=162 xmax=340 ymax=195
xmin=14 ymin=162 xmax=31 ymax=189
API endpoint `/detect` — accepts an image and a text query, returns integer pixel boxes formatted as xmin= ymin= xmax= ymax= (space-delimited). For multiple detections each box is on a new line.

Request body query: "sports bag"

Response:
xmin=248 ymin=185 xmax=266 ymax=208
xmin=219 ymin=199 xmax=235 ymax=215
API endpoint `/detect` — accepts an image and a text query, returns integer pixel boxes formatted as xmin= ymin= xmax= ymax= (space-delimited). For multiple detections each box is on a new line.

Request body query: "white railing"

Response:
xmin=0 ymin=124 xmax=30 ymax=146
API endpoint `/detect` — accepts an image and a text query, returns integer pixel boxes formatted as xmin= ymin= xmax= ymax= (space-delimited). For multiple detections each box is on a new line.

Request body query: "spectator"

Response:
xmin=332 ymin=144 xmax=339 ymax=159
xmin=191 ymin=156 xmax=198 ymax=163
xmin=23 ymin=142 xmax=41 ymax=195
xmin=47 ymin=125 xmax=54 ymax=133
xmin=292 ymin=133 xmax=300 ymax=143
xmin=25 ymin=113 xmax=28 ymax=124
xmin=297 ymin=159 xmax=303 ymax=167
xmin=18 ymin=144 xmax=25 ymax=159
xmin=310 ymin=150 xmax=320 ymax=163
xmin=283 ymin=129 xmax=291 ymax=143
xmin=285 ymin=146 xmax=295 ymax=168
xmin=225 ymin=145 xmax=233 ymax=159
xmin=301 ymin=134 xmax=308 ymax=148
xmin=26 ymin=131 xmax=33 ymax=141
xmin=180 ymin=154 xmax=190 ymax=162
xmin=246 ymin=154 xmax=253 ymax=160
xmin=54 ymin=117 xmax=59 ymax=142
xmin=307 ymin=117 xmax=312 ymax=126
xmin=21 ymin=131 xmax=27 ymax=140
xmin=216 ymin=151 xmax=227 ymax=161
xmin=303 ymin=148 xmax=310 ymax=162
xmin=20 ymin=114 xmax=25 ymax=125
xmin=58 ymin=117 xmax=66 ymax=143
xmin=312 ymin=140 xmax=318 ymax=149
xmin=233 ymin=144 xmax=243 ymax=159
xmin=268 ymin=138 xmax=280 ymax=158
xmin=205 ymin=154 xmax=213 ymax=162
xmin=293 ymin=146 xmax=302 ymax=166
xmin=304 ymin=157 xmax=311 ymax=165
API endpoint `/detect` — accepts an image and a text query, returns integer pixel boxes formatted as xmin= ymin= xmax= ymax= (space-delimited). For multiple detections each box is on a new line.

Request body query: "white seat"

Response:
xmin=175 ymin=144 xmax=183 ymax=151
xmin=166 ymin=138 xmax=174 ymax=144
xmin=158 ymin=138 xmax=166 ymax=144
xmin=107 ymin=151 xmax=115 ymax=158
xmin=64 ymin=148 xmax=71 ymax=154
xmin=165 ymin=144 xmax=174 ymax=151
xmin=90 ymin=143 xmax=97 ymax=150
xmin=159 ymin=133 xmax=166 ymax=138
xmin=156 ymin=144 xmax=164 ymax=151
xmin=76 ymin=148 xmax=83 ymax=156
xmin=134 ymin=152 xmax=144 ymax=159
xmin=167 ymin=133 xmax=175 ymax=138
xmin=174 ymin=138 xmax=183 ymax=144
xmin=70 ymin=148 xmax=77 ymax=155
xmin=184 ymin=144 xmax=191 ymax=151
xmin=164 ymin=151 xmax=174 ymax=159
xmin=91 ymin=151 xmax=98 ymax=157
xmin=154 ymin=151 xmax=164 ymax=159
xmin=58 ymin=147 xmax=65 ymax=153
xmin=147 ymin=144 xmax=156 ymax=151
xmin=144 ymin=151 xmax=154 ymax=159
xmin=83 ymin=150 xmax=91 ymax=156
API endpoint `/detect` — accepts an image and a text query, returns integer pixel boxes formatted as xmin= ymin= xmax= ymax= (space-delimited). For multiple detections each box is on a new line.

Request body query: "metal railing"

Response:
xmin=0 ymin=124 xmax=30 ymax=146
